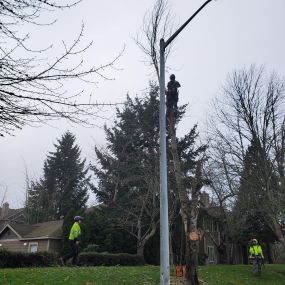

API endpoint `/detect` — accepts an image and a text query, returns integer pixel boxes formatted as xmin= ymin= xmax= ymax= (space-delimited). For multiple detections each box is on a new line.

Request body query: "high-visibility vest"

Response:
xmin=249 ymin=245 xmax=263 ymax=256
xmin=69 ymin=222 xmax=81 ymax=241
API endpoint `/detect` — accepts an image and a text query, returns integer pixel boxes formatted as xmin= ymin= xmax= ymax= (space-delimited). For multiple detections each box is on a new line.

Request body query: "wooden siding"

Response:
xmin=48 ymin=239 xmax=62 ymax=253
xmin=0 ymin=240 xmax=26 ymax=252
xmin=0 ymin=239 xmax=50 ymax=253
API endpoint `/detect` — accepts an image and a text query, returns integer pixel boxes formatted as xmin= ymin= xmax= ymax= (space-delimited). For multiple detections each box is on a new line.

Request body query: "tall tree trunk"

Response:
xmin=169 ymin=111 xmax=201 ymax=285
xmin=266 ymin=243 xmax=273 ymax=264
xmin=136 ymin=220 xmax=157 ymax=258
xmin=169 ymin=228 xmax=174 ymax=265
xmin=225 ymin=235 xmax=231 ymax=265
xmin=271 ymin=218 xmax=285 ymax=243
xmin=137 ymin=243 xmax=145 ymax=257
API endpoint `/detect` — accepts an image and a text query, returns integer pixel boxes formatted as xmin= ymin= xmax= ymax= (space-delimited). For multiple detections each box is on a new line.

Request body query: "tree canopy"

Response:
xmin=207 ymin=66 xmax=285 ymax=244
xmin=26 ymin=131 xmax=90 ymax=223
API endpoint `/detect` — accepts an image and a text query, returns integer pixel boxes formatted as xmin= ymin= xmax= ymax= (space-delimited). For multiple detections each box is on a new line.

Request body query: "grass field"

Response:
xmin=0 ymin=264 xmax=284 ymax=285
xmin=199 ymin=264 xmax=285 ymax=285
xmin=0 ymin=266 xmax=159 ymax=285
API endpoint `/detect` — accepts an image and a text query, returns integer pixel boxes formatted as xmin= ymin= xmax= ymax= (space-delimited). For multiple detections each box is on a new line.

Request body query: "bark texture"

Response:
xmin=169 ymin=111 xmax=202 ymax=285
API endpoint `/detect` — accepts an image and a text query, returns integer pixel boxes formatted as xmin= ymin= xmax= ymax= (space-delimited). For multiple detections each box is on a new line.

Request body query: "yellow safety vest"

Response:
xmin=69 ymin=222 xmax=81 ymax=241
xmin=249 ymin=245 xmax=263 ymax=256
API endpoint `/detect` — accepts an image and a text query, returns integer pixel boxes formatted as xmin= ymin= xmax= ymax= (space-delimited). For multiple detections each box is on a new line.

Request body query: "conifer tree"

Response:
xmin=233 ymin=137 xmax=278 ymax=243
xmin=26 ymin=131 xmax=89 ymax=222
xmin=92 ymin=84 xmax=161 ymax=257
xmin=91 ymin=83 xmax=206 ymax=259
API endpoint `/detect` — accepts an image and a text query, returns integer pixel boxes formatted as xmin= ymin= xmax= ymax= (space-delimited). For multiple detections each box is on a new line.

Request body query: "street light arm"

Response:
xmin=164 ymin=0 xmax=214 ymax=49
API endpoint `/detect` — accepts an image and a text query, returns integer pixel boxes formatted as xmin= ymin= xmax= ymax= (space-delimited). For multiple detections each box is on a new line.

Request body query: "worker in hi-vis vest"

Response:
xmin=60 ymin=216 xmax=83 ymax=266
xmin=249 ymin=238 xmax=264 ymax=259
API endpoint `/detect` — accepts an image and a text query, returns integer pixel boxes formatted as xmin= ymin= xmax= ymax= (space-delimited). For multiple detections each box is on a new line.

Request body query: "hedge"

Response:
xmin=83 ymin=244 xmax=101 ymax=253
xmin=0 ymin=250 xmax=58 ymax=268
xmin=79 ymin=252 xmax=145 ymax=266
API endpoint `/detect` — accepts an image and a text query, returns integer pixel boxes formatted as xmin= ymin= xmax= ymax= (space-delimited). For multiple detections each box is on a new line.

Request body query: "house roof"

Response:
xmin=9 ymin=223 xmax=37 ymax=237
xmin=0 ymin=220 xmax=63 ymax=240
xmin=25 ymin=220 xmax=63 ymax=238
xmin=0 ymin=205 xmax=24 ymax=221
xmin=0 ymin=221 xmax=5 ymax=231
xmin=198 ymin=205 xmax=224 ymax=220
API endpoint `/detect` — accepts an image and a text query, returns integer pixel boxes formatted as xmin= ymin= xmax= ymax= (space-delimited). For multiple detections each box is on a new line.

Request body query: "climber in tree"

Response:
xmin=166 ymin=74 xmax=181 ymax=115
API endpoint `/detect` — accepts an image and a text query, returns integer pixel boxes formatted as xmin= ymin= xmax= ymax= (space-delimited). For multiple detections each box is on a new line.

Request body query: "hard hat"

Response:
xmin=74 ymin=216 xmax=83 ymax=222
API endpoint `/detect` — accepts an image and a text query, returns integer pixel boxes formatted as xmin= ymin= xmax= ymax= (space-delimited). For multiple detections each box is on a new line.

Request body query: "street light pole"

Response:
xmin=159 ymin=37 xmax=169 ymax=285
xmin=159 ymin=1 xmax=215 ymax=284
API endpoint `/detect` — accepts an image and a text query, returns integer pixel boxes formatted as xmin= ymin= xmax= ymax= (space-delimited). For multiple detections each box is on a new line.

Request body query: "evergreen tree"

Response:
xmin=91 ymin=83 xmax=206 ymax=260
xmin=82 ymin=207 xmax=137 ymax=254
xmin=233 ymin=137 xmax=278 ymax=243
xmin=91 ymin=84 xmax=161 ymax=257
xmin=26 ymin=131 xmax=89 ymax=223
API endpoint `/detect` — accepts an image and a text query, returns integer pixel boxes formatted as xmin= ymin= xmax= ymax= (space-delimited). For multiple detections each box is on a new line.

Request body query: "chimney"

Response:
xmin=0 ymin=202 xmax=9 ymax=219
xmin=200 ymin=192 xmax=210 ymax=208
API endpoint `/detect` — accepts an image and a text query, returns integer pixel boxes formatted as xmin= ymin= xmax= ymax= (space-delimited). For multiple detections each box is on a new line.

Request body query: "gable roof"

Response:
xmin=25 ymin=220 xmax=63 ymax=238
xmin=0 ymin=204 xmax=24 ymax=221
xmin=8 ymin=223 xmax=37 ymax=238
xmin=0 ymin=220 xmax=63 ymax=240
xmin=0 ymin=221 xmax=5 ymax=232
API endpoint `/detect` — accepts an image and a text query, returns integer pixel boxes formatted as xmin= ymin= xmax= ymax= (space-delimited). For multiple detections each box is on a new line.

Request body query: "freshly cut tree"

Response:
xmin=168 ymin=111 xmax=206 ymax=285
xmin=26 ymin=131 xmax=89 ymax=223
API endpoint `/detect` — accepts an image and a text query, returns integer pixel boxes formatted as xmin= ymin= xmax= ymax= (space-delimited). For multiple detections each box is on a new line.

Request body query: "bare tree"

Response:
xmin=203 ymin=147 xmax=238 ymax=264
xmin=0 ymin=183 xmax=8 ymax=208
xmin=115 ymin=167 xmax=160 ymax=257
xmin=0 ymin=0 xmax=123 ymax=136
xmin=207 ymin=65 xmax=285 ymax=244
xmin=136 ymin=2 xmax=210 ymax=283
xmin=134 ymin=0 xmax=173 ymax=80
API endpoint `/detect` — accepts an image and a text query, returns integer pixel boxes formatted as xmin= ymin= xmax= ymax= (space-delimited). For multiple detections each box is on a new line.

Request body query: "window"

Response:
xmin=207 ymin=246 xmax=215 ymax=263
xmin=29 ymin=242 xmax=38 ymax=253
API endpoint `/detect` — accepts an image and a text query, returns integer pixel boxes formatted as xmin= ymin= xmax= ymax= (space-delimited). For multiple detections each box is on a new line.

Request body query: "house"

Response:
xmin=198 ymin=192 xmax=244 ymax=265
xmin=0 ymin=220 xmax=63 ymax=253
xmin=197 ymin=192 xmax=222 ymax=265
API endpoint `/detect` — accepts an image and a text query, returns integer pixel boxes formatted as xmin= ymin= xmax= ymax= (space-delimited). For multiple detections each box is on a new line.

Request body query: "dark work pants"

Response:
xmin=166 ymin=92 xmax=178 ymax=110
xmin=62 ymin=240 xmax=79 ymax=265
xmin=166 ymin=97 xmax=178 ymax=116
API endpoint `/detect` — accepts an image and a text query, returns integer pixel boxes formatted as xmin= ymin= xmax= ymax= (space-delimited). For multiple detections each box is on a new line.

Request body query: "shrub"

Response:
xmin=83 ymin=244 xmax=102 ymax=253
xmin=0 ymin=250 xmax=57 ymax=268
xmin=79 ymin=252 xmax=145 ymax=266
xmin=198 ymin=253 xmax=208 ymax=266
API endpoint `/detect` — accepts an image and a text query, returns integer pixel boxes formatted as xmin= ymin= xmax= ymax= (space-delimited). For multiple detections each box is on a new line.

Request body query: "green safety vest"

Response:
xmin=69 ymin=222 xmax=81 ymax=241
xmin=249 ymin=245 xmax=263 ymax=256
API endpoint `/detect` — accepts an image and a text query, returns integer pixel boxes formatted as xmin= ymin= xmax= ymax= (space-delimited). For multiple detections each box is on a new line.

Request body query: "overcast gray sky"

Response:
xmin=1 ymin=0 xmax=285 ymax=208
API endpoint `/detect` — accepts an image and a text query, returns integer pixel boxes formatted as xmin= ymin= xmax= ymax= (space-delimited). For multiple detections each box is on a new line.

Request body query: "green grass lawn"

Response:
xmin=0 ymin=266 xmax=159 ymax=285
xmin=199 ymin=264 xmax=285 ymax=285
xmin=0 ymin=264 xmax=284 ymax=285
